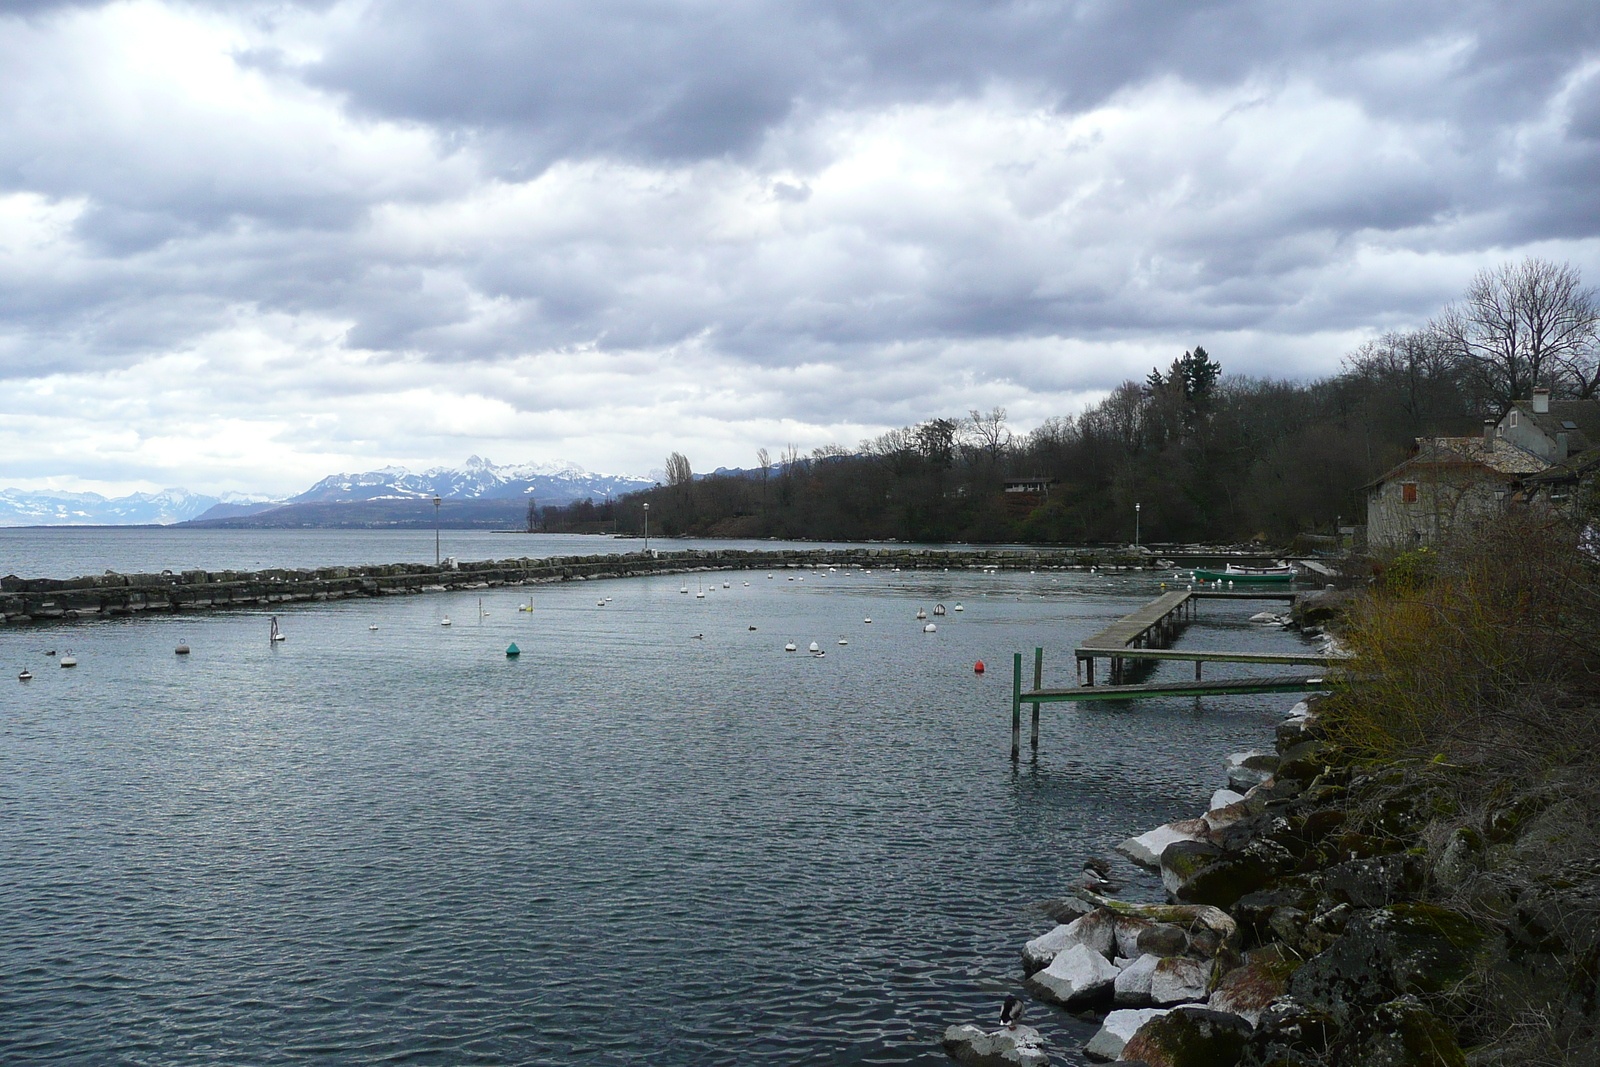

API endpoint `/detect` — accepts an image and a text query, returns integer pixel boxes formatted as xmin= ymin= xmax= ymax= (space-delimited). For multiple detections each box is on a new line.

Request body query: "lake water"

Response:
xmin=1 ymin=559 xmax=1314 ymax=1065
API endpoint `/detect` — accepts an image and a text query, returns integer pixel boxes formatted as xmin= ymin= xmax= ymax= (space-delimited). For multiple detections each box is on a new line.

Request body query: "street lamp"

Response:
xmin=433 ymin=495 xmax=442 ymax=565
xmin=1135 ymin=502 xmax=1141 ymax=548
xmin=642 ymin=502 xmax=650 ymax=554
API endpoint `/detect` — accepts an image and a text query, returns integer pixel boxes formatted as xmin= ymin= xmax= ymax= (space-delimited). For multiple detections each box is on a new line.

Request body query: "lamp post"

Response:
xmin=642 ymin=502 xmax=650 ymax=554
xmin=1135 ymin=502 xmax=1141 ymax=548
xmin=433 ymin=495 xmax=442 ymax=565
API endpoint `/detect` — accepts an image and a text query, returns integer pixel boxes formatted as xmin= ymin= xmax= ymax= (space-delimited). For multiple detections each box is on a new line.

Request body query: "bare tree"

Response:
xmin=1433 ymin=258 xmax=1600 ymax=412
xmin=966 ymin=407 xmax=1011 ymax=463
xmin=756 ymin=448 xmax=771 ymax=480
xmin=665 ymin=451 xmax=693 ymax=487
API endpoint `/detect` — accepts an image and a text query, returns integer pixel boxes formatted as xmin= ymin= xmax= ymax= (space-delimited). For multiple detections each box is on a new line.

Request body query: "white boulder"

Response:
xmin=941 ymin=1023 xmax=1050 ymax=1067
xmin=1209 ymin=788 xmax=1245 ymax=812
xmin=1082 ymin=1008 xmax=1171 ymax=1062
xmin=1150 ymin=956 xmax=1214 ymax=1006
xmin=1113 ymin=952 xmax=1160 ymax=1006
xmin=1025 ymin=942 xmax=1121 ymax=1007
xmin=1115 ymin=818 xmax=1211 ymax=869
xmin=1022 ymin=909 xmax=1116 ymax=973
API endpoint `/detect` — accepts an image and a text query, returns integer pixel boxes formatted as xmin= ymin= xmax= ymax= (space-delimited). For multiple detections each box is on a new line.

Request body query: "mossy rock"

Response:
xmin=1121 ymin=1006 xmax=1252 ymax=1067
xmin=1330 ymin=996 xmax=1464 ymax=1067
xmin=1238 ymin=999 xmax=1336 ymax=1067
xmin=1289 ymin=904 xmax=1487 ymax=1025
xmin=1163 ymin=839 xmax=1296 ymax=909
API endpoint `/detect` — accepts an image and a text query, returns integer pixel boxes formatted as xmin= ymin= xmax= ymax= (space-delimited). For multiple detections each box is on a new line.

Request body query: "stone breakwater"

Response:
xmin=1 ymin=546 xmax=1149 ymax=625
xmin=946 ymin=692 xmax=1599 ymax=1067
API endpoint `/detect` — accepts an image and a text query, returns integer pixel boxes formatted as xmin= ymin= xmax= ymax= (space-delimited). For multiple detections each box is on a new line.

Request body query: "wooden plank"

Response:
xmin=1080 ymin=589 xmax=1191 ymax=648
xmin=1027 ymin=674 xmax=1336 ymax=702
xmin=1188 ymin=591 xmax=1298 ymax=601
xmin=1074 ymin=647 xmax=1347 ymax=666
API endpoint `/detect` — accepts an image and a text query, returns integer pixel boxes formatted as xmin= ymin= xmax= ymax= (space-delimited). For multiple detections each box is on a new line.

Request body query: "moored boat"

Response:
xmin=1191 ymin=563 xmax=1295 ymax=583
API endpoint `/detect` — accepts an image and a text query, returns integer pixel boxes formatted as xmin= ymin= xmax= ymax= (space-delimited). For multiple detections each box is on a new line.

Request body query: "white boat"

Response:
xmin=681 ymin=586 xmax=689 ymax=594
xmin=808 ymin=641 xmax=820 ymax=652
xmin=915 ymin=608 xmax=927 ymax=620
xmin=784 ymin=641 xmax=797 ymax=651
xmin=923 ymin=623 xmax=937 ymax=633
xmin=932 ymin=604 xmax=946 ymax=616
xmin=864 ymin=617 xmax=872 ymax=624
xmin=174 ymin=641 xmax=190 ymax=655
xmin=723 ymin=581 xmax=730 ymax=589
xmin=953 ymin=603 xmax=964 ymax=611
xmin=18 ymin=669 xmax=32 ymax=681
xmin=441 ymin=616 xmax=452 ymax=627
xmin=270 ymin=616 xmax=286 ymax=642
xmin=838 ymin=637 xmax=848 ymax=646
xmin=60 ymin=652 xmax=78 ymax=667
xmin=369 ymin=624 xmax=379 ymax=630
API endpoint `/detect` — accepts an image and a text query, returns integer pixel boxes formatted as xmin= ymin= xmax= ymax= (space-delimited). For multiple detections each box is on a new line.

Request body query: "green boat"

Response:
xmin=1190 ymin=564 xmax=1295 ymax=583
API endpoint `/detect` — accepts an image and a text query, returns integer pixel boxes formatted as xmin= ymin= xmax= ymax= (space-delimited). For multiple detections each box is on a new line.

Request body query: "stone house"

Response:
xmin=1365 ymin=433 xmax=1547 ymax=550
xmin=1494 ymin=388 xmax=1599 ymax=462
xmin=1367 ymin=392 xmax=1600 ymax=550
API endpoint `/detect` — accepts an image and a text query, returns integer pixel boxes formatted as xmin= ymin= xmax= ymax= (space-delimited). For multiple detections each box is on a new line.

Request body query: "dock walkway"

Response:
xmin=1007 ymin=585 xmax=1351 ymax=759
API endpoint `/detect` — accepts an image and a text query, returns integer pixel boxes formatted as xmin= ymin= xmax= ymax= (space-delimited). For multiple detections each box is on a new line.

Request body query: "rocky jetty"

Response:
xmin=0 ymin=546 xmax=1152 ymax=626
xmin=950 ymin=690 xmax=1600 ymax=1067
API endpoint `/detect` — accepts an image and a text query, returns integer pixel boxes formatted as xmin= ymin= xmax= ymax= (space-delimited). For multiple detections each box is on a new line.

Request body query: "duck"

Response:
xmin=1000 ymin=995 xmax=1026 ymax=1030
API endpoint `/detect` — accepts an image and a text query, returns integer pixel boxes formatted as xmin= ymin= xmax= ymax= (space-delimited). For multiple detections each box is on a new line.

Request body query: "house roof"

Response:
xmin=1512 ymin=398 xmax=1600 ymax=453
xmin=1523 ymin=445 xmax=1600 ymax=485
xmin=1366 ymin=436 xmax=1549 ymax=490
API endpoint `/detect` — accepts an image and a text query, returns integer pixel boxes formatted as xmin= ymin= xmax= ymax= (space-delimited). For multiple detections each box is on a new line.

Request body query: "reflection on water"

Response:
xmin=1 ymin=565 xmax=1311 ymax=1065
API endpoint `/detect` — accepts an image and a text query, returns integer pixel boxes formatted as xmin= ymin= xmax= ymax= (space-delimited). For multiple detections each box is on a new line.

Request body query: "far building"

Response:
xmin=1365 ymin=389 xmax=1600 ymax=549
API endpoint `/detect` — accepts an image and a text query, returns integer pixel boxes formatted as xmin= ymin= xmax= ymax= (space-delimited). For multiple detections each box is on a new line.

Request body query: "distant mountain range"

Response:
xmin=0 ymin=488 xmax=269 ymax=527
xmin=0 ymin=457 xmax=656 ymax=527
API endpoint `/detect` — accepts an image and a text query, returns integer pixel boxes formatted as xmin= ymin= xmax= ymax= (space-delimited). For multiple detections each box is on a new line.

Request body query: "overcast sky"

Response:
xmin=4 ymin=0 xmax=1600 ymax=495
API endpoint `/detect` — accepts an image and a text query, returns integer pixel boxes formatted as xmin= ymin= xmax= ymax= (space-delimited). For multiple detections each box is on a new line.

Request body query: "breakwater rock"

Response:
xmin=1 ymin=546 xmax=1150 ymax=625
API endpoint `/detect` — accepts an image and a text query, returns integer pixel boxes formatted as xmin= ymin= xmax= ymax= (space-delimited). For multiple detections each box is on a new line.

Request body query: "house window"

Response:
xmin=1510 ymin=410 xmax=1518 ymax=428
xmin=1401 ymin=483 xmax=1418 ymax=503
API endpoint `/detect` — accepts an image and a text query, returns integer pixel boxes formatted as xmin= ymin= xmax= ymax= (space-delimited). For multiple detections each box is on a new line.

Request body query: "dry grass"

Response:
xmin=1327 ymin=515 xmax=1600 ymax=771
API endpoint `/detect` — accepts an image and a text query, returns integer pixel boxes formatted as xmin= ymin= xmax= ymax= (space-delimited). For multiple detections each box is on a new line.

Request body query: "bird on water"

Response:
xmin=1000 ymin=995 xmax=1026 ymax=1030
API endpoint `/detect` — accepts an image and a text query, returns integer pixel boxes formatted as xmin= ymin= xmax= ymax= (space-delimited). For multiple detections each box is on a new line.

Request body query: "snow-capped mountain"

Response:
xmin=0 ymin=488 xmax=269 ymax=527
xmin=290 ymin=456 xmax=652 ymax=506
xmin=0 ymin=458 xmax=651 ymax=527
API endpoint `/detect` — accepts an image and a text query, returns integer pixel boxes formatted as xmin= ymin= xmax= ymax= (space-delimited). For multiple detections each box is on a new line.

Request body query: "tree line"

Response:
xmin=601 ymin=257 xmax=1600 ymax=544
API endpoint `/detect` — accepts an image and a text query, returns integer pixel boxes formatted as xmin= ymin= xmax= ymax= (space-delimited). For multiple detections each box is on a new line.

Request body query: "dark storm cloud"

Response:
xmin=303 ymin=1 xmax=1600 ymax=168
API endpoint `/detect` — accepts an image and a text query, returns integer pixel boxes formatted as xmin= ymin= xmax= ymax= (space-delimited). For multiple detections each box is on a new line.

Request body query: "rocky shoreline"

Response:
xmin=944 ymin=687 xmax=1598 ymax=1067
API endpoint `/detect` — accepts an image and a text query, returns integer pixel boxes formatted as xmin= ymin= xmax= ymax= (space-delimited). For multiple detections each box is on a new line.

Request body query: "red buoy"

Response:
xmin=974 ymin=660 xmax=985 ymax=674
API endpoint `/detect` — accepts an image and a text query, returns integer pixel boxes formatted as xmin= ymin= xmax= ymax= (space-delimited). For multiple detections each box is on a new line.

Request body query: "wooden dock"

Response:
xmin=1075 ymin=588 xmax=1342 ymax=685
xmin=1006 ymin=586 xmax=1351 ymax=759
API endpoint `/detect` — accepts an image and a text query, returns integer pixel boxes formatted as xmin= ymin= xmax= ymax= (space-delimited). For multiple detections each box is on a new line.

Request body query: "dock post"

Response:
xmin=1195 ymin=660 xmax=1202 ymax=680
xmin=1031 ymin=647 xmax=1043 ymax=753
xmin=1011 ymin=653 xmax=1023 ymax=762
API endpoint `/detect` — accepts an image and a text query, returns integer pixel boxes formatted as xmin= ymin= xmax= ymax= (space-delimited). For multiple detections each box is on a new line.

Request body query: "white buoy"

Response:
xmin=784 ymin=641 xmax=797 ymax=652
xmin=767 ymin=573 xmax=774 ymax=579
xmin=441 ymin=616 xmax=452 ymax=626
xmin=953 ymin=603 xmax=964 ymax=611
xmin=808 ymin=641 xmax=820 ymax=652
xmin=923 ymin=623 xmax=937 ymax=633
